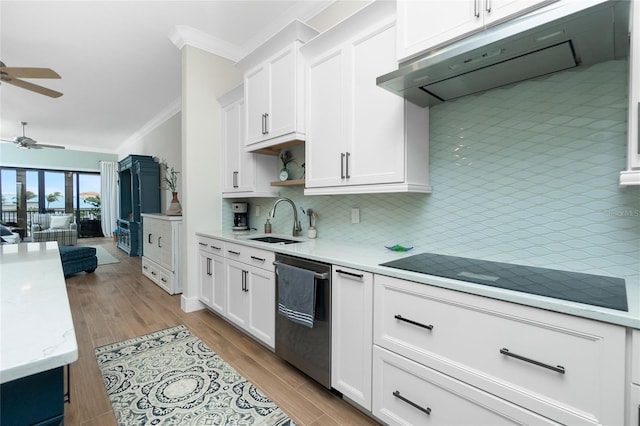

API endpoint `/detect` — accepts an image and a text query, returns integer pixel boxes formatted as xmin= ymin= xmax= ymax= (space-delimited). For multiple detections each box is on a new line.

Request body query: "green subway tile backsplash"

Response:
xmin=224 ymin=60 xmax=639 ymax=281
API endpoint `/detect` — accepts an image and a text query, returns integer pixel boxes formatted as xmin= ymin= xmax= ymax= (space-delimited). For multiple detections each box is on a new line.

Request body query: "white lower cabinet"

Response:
xmin=224 ymin=243 xmax=275 ymax=348
xmin=196 ymin=237 xmax=275 ymax=348
xmin=331 ymin=266 xmax=373 ymax=410
xmin=372 ymin=346 xmax=559 ymax=425
xmin=373 ymin=274 xmax=626 ymax=426
xmin=141 ymin=214 xmax=182 ymax=294
xmin=197 ymin=236 xmax=225 ymax=315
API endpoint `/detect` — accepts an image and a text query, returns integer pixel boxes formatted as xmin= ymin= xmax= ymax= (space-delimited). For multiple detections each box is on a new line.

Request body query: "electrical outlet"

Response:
xmin=352 ymin=208 xmax=360 ymax=224
xmin=255 ymin=206 xmax=261 ymax=216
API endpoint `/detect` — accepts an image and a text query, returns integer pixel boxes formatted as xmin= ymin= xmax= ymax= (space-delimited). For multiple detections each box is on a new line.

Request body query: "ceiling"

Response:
xmin=0 ymin=1 xmax=330 ymax=154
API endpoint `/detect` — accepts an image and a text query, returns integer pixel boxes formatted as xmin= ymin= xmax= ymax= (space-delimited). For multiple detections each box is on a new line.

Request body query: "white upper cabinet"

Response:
xmin=218 ymin=85 xmax=278 ymax=198
xmin=396 ymin=0 xmax=556 ymax=63
xmin=302 ymin=1 xmax=431 ymax=195
xmin=620 ymin=0 xmax=640 ymax=187
xmin=236 ymin=21 xmax=318 ymax=152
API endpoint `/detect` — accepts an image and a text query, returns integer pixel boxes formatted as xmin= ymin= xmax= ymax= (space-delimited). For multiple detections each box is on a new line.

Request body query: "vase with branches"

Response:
xmin=160 ymin=160 xmax=182 ymax=216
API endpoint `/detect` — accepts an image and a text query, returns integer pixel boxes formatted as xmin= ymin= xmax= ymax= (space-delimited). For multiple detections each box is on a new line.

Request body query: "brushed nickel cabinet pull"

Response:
xmin=500 ymin=348 xmax=565 ymax=374
xmin=250 ymin=255 xmax=265 ymax=262
xmin=340 ymin=153 xmax=346 ymax=179
xmin=228 ymin=250 xmax=240 ymax=255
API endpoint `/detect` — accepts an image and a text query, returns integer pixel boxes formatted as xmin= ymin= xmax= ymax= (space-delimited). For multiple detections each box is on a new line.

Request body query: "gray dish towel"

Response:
xmin=277 ymin=263 xmax=316 ymax=328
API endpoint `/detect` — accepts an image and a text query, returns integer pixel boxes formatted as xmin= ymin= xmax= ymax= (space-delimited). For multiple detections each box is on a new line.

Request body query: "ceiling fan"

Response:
xmin=0 ymin=122 xmax=65 ymax=150
xmin=0 ymin=61 xmax=63 ymax=98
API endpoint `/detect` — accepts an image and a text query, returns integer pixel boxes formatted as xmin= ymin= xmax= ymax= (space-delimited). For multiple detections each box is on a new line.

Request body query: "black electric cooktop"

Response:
xmin=380 ymin=252 xmax=628 ymax=312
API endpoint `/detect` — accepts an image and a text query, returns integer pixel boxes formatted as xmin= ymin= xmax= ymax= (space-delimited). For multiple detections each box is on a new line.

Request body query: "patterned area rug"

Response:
xmin=95 ymin=325 xmax=295 ymax=425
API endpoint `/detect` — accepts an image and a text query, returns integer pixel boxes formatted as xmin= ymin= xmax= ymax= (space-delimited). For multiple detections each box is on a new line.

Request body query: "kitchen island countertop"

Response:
xmin=198 ymin=230 xmax=640 ymax=329
xmin=0 ymin=242 xmax=78 ymax=383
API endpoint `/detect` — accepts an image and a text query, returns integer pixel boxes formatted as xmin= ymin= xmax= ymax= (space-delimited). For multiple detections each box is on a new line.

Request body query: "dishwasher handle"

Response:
xmin=273 ymin=261 xmax=329 ymax=280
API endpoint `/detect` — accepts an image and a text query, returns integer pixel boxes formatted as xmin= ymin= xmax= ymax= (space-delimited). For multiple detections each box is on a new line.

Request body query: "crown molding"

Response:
xmin=169 ymin=25 xmax=244 ymax=62
xmin=116 ymin=97 xmax=182 ymax=153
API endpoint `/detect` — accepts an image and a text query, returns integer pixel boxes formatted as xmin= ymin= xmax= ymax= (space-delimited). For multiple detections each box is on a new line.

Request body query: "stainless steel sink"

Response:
xmin=249 ymin=236 xmax=302 ymax=244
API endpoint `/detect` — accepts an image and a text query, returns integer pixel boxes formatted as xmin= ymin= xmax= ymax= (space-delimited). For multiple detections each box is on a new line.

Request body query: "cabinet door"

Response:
xmin=155 ymin=221 xmax=173 ymax=270
xmin=348 ymin=25 xmax=405 ymax=186
xmin=397 ymin=0 xmax=481 ymax=62
xmin=485 ymin=0 xmax=555 ymax=26
xmin=305 ymin=49 xmax=347 ymax=188
xmin=210 ymin=255 xmax=225 ymax=315
xmin=198 ymin=250 xmax=214 ymax=307
xmin=268 ymin=46 xmax=297 ymax=140
xmin=331 ymin=266 xmax=373 ymax=410
xmin=246 ymin=265 xmax=275 ymax=348
xmin=225 ymin=260 xmax=249 ymax=328
xmin=245 ymin=65 xmax=269 ymax=145
xmin=223 ymin=100 xmax=255 ymax=193
xmin=143 ymin=219 xmax=160 ymax=260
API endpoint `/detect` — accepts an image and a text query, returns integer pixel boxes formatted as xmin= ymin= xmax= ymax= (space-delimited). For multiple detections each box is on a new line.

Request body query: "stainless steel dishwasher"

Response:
xmin=274 ymin=253 xmax=332 ymax=389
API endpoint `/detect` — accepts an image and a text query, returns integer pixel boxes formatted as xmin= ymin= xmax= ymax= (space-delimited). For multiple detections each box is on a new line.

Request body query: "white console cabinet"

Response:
xmin=141 ymin=214 xmax=182 ymax=294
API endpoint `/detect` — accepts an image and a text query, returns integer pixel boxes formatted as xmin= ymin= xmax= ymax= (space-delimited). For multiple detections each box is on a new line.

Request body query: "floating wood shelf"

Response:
xmin=270 ymin=179 xmax=305 ymax=187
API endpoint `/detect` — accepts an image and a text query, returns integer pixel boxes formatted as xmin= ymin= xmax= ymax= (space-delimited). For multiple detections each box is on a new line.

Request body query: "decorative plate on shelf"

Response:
xmin=385 ymin=244 xmax=414 ymax=252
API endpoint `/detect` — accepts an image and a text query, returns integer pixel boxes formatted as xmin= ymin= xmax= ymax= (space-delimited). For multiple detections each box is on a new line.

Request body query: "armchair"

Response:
xmin=31 ymin=213 xmax=78 ymax=246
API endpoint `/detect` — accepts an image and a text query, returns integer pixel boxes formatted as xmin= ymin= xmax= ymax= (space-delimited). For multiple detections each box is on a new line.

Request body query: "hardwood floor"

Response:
xmin=63 ymin=238 xmax=380 ymax=425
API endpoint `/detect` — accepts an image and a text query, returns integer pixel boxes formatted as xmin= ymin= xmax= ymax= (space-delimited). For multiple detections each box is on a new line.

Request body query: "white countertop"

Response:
xmin=0 ymin=242 xmax=78 ymax=383
xmin=198 ymin=230 xmax=640 ymax=329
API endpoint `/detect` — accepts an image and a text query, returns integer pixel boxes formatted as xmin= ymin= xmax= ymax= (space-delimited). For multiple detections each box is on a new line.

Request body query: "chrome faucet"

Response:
xmin=268 ymin=197 xmax=302 ymax=237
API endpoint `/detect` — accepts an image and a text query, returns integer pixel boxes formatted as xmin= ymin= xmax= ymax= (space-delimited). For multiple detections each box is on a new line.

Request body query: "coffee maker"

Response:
xmin=231 ymin=202 xmax=249 ymax=232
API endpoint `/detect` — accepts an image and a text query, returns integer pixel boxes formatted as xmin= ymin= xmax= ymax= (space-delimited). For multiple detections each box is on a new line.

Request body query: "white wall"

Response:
xmin=116 ymin=111 xmax=182 ymax=212
xmin=180 ymin=45 xmax=242 ymax=312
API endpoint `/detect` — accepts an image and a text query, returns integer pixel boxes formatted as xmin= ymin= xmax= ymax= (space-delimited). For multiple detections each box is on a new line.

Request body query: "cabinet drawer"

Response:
xmin=374 ymin=275 xmax=626 ymax=425
xmin=225 ymin=242 xmax=274 ymax=270
xmin=197 ymin=236 xmax=225 ymax=256
xmin=142 ymin=257 xmax=176 ymax=295
xmin=372 ymin=346 xmax=559 ymax=426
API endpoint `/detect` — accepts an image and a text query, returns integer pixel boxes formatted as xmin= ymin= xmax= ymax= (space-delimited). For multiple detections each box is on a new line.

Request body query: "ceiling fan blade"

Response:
xmin=1 ymin=75 xmax=63 ymax=98
xmin=1 ymin=67 xmax=60 ymax=79
xmin=35 ymin=143 xmax=65 ymax=150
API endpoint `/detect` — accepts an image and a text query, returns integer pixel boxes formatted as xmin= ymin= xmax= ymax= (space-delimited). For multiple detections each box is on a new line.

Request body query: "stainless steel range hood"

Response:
xmin=377 ymin=0 xmax=630 ymax=107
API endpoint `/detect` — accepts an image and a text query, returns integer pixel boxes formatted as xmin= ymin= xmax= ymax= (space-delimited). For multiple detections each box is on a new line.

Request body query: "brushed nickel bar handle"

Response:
xmin=474 ymin=0 xmax=480 ymax=17
xmin=394 ymin=314 xmax=433 ymax=330
xmin=486 ymin=0 xmax=491 ymax=13
xmin=250 ymin=255 xmax=266 ymax=262
xmin=393 ymin=391 xmax=431 ymax=416
xmin=272 ymin=261 xmax=329 ymax=280
xmin=340 ymin=153 xmax=346 ymax=179
xmin=228 ymin=250 xmax=241 ymax=255
xmin=500 ymin=348 xmax=565 ymax=374
xmin=264 ymin=113 xmax=269 ymax=134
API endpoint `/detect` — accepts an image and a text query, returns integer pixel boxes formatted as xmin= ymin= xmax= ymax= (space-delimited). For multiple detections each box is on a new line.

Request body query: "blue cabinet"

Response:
xmin=1 ymin=367 xmax=64 ymax=425
xmin=118 ymin=155 xmax=160 ymax=256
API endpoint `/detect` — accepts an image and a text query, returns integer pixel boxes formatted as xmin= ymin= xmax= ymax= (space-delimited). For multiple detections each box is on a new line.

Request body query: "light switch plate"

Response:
xmin=352 ymin=208 xmax=360 ymax=224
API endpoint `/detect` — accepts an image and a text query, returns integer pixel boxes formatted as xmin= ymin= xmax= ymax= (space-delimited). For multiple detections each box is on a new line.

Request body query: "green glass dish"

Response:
xmin=385 ymin=244 xmax=414 ymax=252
